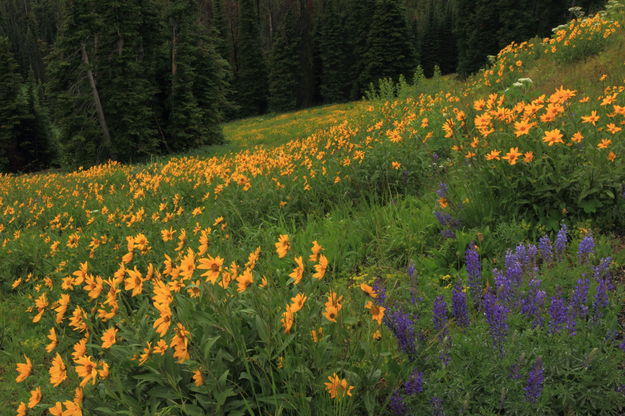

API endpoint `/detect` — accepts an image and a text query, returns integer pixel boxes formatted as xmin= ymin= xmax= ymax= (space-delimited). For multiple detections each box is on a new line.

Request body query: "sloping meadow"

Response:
xmin=5 ymin=1 xmax=625 ymax=414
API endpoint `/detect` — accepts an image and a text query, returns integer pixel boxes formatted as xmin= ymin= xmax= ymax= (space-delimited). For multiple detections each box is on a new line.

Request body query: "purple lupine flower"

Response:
xmin=434 ymin=211 xmax=459 ymax=228
xmin=433 ymin=296 xmax=448 ymax=334
xmin=465 ymin=243 xmax=482 ymax=308
xmin=548 ymin=296 xmax=568 ymax=334
xmin=484 ymin=291 xmax=509 ymax=351
xmin=515 ymin=244 xmax=528 ymax=267
xmin=570 ymin=278 xmax=590 ymax=318
xmin=505 ymin=251 xmax=523 ymax=285
xmin=389 ymin=390 xmax=408 ymax=415
xmin=408 ymin=264 xmax=417 ymax=304
xmin=432 ymin=152 xmax=440 ymax=161
xmin=577 ymin=235 xmax=595 ymax=262
xmin=526 ymin=244 xmax=539 ymax=276
xmin=592 ymin=278 xmax=609 ymax=318
xmin=606 ymin=330 xmax=619 ymax=343
xmin=555 ymin=224 xmax=568 ymax=256
xmin=593 ymin=257 xmax=612 ymax=280
xmin=509 ymin=363 xmax=522 ymax=380
xmin=524 ymin=358 xmax=544 ymax=403
xmin=452 ymin=283 xmax=470 ymax=327
xmin=441 ymin=229 xmax=456 ymax=239
xmin=521 ymin=279 xmax=546 ymax=327
xmin=436 ymin=183 xmax=448 ymax=198
xmin=433 ymin=295 xmax=451 ymax=366
xmin=404 ymin=369 xmax=424 ymax=395
xmin=619 ymin=338 xmax=625 ymax=353
xmin=538 ymin=235 xmax=553 ymax=263
xmin=567 ymin=312 xmax=577 ymax=336
xmin=494 ymin=269 xmax=512 ymax=304
xmin=373 ymin=279 xmax=387 ymax=305
xmin=434 ymin=211 xmax=451 ymax=227
xmin=527 ymin=244 xmax=538 ymax=265
xmin=385 ymin=308 xmax=416 ymax=357
xmin=431 ymin=397 xmax=445 ymax=416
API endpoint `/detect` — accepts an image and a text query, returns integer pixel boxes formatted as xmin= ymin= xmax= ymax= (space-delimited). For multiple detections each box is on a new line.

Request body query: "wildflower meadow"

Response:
xmin=4 ymin=1 xmax=625 ymax=415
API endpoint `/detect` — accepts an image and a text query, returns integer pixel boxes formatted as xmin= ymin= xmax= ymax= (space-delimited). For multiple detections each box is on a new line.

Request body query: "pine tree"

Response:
xmin=234 ymin=0 xmax=268 ymax=117
xmin=96 ymin=0 xmax=161 ymax=161
xmin=0 ymin=36 xmax=24 ymax=171
xmin=211 ymin=0 xmax=229 ymax=59
xmin=420 ymin=1 xmax=440 ymax=78
xmin=13 ymin=80 xmax=56 ymax=172
xmin=0 ymin=37 xmax=54 ymax=172
xmin=268 ymin=3 xmax=300 ymax=112
xmin=193 ymin=22 xmax=230 ymax=146
xmin=455 ymin=0 xmax=500 ymax=77
xmin=46 ymin=0 xmax=113 ymax=165
xmin=345 ymin=0 xmax=376 ymax=99
xmin=161 ymin=0 xmax=213 ymax=151
xmin=361 ymin=0 xmax=417 ymax=89
xmin=317 ymin=0 xmax=352 ymax=103
xmin=438 ymin=3 xmax=457 ymax=74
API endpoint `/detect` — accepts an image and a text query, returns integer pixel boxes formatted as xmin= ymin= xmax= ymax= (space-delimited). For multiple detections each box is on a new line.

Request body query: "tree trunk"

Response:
xmin=171 ymin=23 xmax=177 ymax=114
xmin=81 ymin=42 xmax=114 ymax=159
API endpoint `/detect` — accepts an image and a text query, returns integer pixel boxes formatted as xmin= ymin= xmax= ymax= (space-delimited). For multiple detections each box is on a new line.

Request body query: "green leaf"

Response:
xmin=183 ymin=404 xmax=205 ymax=416
xmin=202 ymin=335 xmax=221 ymax=361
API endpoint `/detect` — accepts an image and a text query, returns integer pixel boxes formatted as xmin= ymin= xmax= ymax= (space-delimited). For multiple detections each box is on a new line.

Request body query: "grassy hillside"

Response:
xmin=3 ymin=2 xmax=625 ymax=415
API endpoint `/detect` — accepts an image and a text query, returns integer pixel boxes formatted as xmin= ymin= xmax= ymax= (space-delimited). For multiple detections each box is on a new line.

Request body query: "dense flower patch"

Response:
xmin=4 ymin=2 xmax=625 ymax=414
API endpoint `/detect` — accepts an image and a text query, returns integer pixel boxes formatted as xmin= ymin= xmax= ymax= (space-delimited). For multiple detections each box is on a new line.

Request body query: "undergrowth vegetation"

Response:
xmin=3 ymin=1 xmax=625 ymax=415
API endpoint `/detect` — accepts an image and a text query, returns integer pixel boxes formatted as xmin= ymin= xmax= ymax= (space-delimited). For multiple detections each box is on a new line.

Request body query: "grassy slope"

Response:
xmin=2 ymin=11 xmax=625 ymax=411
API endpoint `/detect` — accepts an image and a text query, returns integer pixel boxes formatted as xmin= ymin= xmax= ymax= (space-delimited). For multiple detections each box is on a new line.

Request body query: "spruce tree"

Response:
xmin=234 ymin=0 xmax=268 ymax=117
xmin=420 ymin=1 xmax=441 ymax=78
xmin=211 ymin=0 xmax=229 ymax=60
xmin=361 ymin=0 xmax=417 ymax=89
xmin=455 ymin=0 xmax=499 ymax=77
xmin=161 ymin=0 xmax=213 ymax=151
xmin=317 ymin=0 xmax=352 ymax=103
xmin=268 ymin=4 xmax=300 ymax=112
xmin=438 ymin=4 xmax=457 ymax=75
xmin=192 ymin=22 xmax=230 ymax=146
xmin=96 ymin=0 xmax=161 ymax=160
xmin=0 ymin=36 xmax=24 ymax=172
xmin=345 ymin=0 xmax=376 ymax=99
xmin=46 ymin=0 xmax=113 ymax=165
xmin=0 ymin=37 xmax=54 ymax=172
xmin=13 ymin=80 xmax=56 ymax=172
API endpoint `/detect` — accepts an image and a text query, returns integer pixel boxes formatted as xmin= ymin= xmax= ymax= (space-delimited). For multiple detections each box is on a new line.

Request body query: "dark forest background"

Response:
xmin=0 ymin=0 xmax=607 ymax=172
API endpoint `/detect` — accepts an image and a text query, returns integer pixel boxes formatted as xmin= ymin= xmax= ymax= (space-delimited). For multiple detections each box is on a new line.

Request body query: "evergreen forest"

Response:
xmin=0 ymin=0 xmax=607 ymax=171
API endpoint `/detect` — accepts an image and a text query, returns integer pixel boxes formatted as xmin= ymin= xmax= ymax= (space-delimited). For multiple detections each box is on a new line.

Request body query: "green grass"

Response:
xmin=3 ymin=5 xmax=625 ymax=412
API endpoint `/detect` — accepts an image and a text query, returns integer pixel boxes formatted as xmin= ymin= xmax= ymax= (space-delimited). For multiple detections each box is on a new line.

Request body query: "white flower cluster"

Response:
xmin=605 ymin=0 xmax=625 ymax=11
xmin=505 ymin=77 xmax=533 ymax=94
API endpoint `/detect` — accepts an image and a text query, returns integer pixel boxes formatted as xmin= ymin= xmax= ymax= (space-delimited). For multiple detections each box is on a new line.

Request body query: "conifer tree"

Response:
xmin=317 ymin=0 xmax=352 ymax=103
xmin=161 ymin=0 xmax=218 ymax=151
xmin=46 ymin=0 xmax=113 ymax=165
xmin=420 ymin=1 xmax=440 ymax=78
xmin=234 ymin=0 xmax=268 ymax=117
xmin=345 ymin=0 xmax=375 ymax=99
xmin=268 ymin=4 xmax=300 ymax=112
xmin=438 ymin=4 xmax=457 ymax=74
xmin=455 ymin=0 xmax=499 ymax=77
xmin=96 ymin=0 xmax=161 ymax=160
xmin=192 ymin=23 xmax=230 ymax=145
xmin=211 ymin=0 xmax=229 ymax=59
xmin=0 ymin=36 xmax=25 ymax=171
xmin=361 ymin=0 xmax=417 ymax=89
xmin=0 ymin=37 xmax=54 ymax=172
xmin=13 ymin=80 xmax=56 ymax=172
